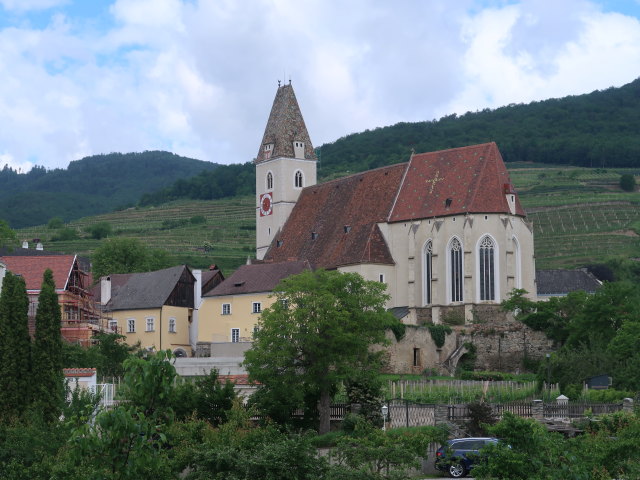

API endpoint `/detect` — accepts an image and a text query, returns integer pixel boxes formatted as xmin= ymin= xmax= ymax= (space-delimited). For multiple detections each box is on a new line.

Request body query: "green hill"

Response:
xmin=316 ymin=77 xmax=640 ymax=178
xmin=15 ymin=165 xmax=639 ymax=276
xmin=0 ymin=151 xmax=218 ymax=228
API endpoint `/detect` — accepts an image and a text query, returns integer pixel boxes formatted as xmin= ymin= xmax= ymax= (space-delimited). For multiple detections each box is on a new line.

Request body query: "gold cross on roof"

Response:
xmin=426 ymin=170 xmax=444 ymax=194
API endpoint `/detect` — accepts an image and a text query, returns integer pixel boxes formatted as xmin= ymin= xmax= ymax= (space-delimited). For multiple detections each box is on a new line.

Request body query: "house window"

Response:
xmin=424 ymin=240 xmax=433 ymax=305
xmin=168 ymin=318 xmax=176 ymax=333
xmin=266 ymin=172 xmax=273 ymax=190
xmin=253 ymin=325 xmax=260 ymax=337
xmin=222 ymin=303 xmax=231 ymax=315
xmin=231 ymin=328 xmax=240 ymax=343
xmin=378 ymin=274 xmax=385 ymax=283
xmin=294 ymin=170 xmax=303 ymax=188
xmin=108 ymin=320 xmax=118 ymax=333
xmin=280 ymin=298 xmax=289 ymax=309
xmin=479 ymin=235 xmax=496 ymax=301
xmin=146 ymin=317 xmax=155 ymax=332
xmin=252 ymin=302 xmax=261 ymax=314
xmin=449 ymin=237 xmax=463 ymax=303
xmin=127 ymin=318 xmax=135 ymax=333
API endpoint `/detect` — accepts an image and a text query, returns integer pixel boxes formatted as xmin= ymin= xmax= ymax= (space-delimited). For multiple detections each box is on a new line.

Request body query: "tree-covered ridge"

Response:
xmin=137 ymin=78 xmax=640 ymax=208
xmin=317 ymin=77 xmax=640 ymax=178
xmin=139 ymin=162 xmax=255 ymax=207
xmin=0 ymin=151 xmax=218 ymax=228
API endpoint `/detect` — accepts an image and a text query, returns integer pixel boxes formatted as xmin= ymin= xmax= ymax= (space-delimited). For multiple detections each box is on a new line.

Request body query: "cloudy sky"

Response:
xmin=1 ymin=0 xmax=639 ymax=172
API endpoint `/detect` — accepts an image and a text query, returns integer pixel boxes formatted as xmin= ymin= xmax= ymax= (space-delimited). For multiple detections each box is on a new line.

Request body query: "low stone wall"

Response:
xmin=383 ymin=305 xmax=554 ymax=374
xmin=459 ymin=309 xmax=555 ymax=372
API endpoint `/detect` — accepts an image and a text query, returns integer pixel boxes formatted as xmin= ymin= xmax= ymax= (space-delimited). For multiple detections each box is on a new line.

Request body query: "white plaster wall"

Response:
xmin=383 ymin=213 xmax=536 ymax=311
xmin=256 ymin=156 xmax=317 ymax=259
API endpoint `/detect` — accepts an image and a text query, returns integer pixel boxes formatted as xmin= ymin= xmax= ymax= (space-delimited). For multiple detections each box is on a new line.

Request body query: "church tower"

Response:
xmin=255 ymin=82 xmax=317 ymax=260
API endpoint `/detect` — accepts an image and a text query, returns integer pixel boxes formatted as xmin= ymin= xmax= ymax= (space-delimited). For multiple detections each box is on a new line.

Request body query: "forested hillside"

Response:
xmin=0 ymin=151 xmax=218 ymax=228
xmin=2 ymin=78 xmax=639 ymax=225
xmin=140 ymin=78 xmax=640 ymax=205
xmin=317 ymin=77 xmax=640 ymax=178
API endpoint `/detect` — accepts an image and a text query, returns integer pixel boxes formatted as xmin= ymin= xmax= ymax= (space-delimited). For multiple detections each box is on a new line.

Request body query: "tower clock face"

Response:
xmin=259 ymin=192 xmax=273 ymax=216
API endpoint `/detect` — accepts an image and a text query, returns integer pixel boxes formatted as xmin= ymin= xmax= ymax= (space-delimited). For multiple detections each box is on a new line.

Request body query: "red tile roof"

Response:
xmin=389 ymin=142 xmax=525 ymax=221
xmin=218 ymin=374 xmax=257 ymax=386
xmin=263 ymin=163 xmax=407 ymax=268
xmin=263 ymin=143 xmax=525 ymax=269
xmin=205 ymin=260 xmax=310 ymax=297
xmin=1 ymin=255 xmax=77 ymax=291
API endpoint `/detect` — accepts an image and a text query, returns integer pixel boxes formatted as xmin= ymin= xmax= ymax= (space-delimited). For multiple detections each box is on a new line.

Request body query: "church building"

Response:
xmin=255 ymin=83 xmax=537 ymax=325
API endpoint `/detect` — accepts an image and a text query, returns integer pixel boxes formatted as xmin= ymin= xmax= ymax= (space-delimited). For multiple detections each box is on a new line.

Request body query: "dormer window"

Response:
xmin=445 ymin=198 xmax=453 ymax=208
xmin=311 ymin=231 xmax=318 ymax=240
xmin=344 ymin=225 xmax=351 ymax=233
xmin=264 ymin=143 xmax=274 ymax=160
xmin=293 ymin=141 xmax=304 ymax=159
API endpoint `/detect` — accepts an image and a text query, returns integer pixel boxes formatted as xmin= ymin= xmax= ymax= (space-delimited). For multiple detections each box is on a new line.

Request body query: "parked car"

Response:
xmin=434 ymin=437 xmax=499 ymax=478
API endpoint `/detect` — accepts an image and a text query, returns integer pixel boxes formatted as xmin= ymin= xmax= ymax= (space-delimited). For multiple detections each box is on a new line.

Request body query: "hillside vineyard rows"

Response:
xmin=16 ymin=166 xmax=640 ymax=274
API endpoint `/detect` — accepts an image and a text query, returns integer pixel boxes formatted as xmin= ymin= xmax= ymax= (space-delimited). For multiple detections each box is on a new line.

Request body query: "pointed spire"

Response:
xmin=255 ymin=83 xmax=317 ymax=163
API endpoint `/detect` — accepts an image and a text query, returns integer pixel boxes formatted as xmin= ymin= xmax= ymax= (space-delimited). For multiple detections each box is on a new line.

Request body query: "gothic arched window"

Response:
xmin=479 ymin=235 xmax=496 ymax=301
xmin=449 ymin=237 xmax=463 ymax=303
xmin=266 ymin=172 xmax=273 ymax=190
xmin=294 ymin=170 xmax=303 ymax=188
xmin=424 ymin=240 xmax=433 ymax=305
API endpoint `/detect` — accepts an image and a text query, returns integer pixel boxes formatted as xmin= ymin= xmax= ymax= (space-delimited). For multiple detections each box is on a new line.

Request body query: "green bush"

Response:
xmin=85 ymin=221 xmax=112 ymax=239
xmin=190 ymin=215 xmax=206 ymax=224
xmin=47 ymin=217 xmax=64 ymax=229
xmin=620 ymin=173 xmax=636 ymax=191
xmin=50 ymin=227 xmax=78 ymax=241
xmin=428 ymin=324 xmax=452 ymax=348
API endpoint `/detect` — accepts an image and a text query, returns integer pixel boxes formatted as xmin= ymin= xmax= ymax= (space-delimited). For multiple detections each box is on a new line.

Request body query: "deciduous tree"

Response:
xmin=244 ymin=269 xmax=396 ymax=434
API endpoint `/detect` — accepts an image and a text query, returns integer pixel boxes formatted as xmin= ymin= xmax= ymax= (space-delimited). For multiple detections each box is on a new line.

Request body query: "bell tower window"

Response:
xmin=266 ymin=172 xmax=273 ymax=190
xmin=264 ymin=143 xmax=273 ymax=160
xmin=293 ymin=141 xmax=304 ymax=159
xmin=294 ymin=170 xmax=304 ymax=188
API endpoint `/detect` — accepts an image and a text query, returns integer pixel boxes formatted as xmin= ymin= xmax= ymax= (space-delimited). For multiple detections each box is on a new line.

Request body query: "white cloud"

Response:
xmin=441 ymin=0 xmax=640 ymax=115
xmin=0 ymin=153 xmax=33 ymax=173
xmin=0 ymin=0 xmax=639 ymax=170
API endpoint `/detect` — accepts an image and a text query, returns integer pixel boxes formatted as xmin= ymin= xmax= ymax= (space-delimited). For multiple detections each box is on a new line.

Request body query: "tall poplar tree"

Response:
xmin=0 ymin=272 xmax=32 ymax=421
xmin=32 ymin=269 xmax=64 ymax=422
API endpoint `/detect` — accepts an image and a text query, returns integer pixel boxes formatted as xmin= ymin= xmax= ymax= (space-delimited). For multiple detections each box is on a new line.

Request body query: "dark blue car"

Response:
xmin=434 ymin=437 xmax=499 ymax=478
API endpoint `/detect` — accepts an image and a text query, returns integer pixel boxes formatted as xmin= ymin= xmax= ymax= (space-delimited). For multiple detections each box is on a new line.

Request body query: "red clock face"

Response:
xmin=260 ymin=193 xmax=273 ymax=216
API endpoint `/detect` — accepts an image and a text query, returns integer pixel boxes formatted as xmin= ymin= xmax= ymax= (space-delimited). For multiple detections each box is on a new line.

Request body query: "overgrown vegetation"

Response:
xmin=502 ymin=269 xmax=640 ymax=394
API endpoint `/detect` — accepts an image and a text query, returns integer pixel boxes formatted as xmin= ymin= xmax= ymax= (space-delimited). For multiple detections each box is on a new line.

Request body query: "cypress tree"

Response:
xmin=0 ymin=272 xmax=32 ymax=421
xmin=32 ymin=269 xmax=65 ymax=422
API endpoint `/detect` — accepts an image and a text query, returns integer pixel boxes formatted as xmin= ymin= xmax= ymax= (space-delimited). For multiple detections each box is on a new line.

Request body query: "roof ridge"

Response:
xmin=411 ymin=141 xmax=497 ymax=158
xmin=308 ymin=162 xmax=408 ymax=190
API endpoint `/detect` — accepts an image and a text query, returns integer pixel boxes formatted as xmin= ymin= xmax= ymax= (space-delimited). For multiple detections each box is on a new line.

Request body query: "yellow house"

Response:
xmin=198 ymin=260 xmax=309 ymax=344
xmin=96 ymin=265 xmax=196 ymax=357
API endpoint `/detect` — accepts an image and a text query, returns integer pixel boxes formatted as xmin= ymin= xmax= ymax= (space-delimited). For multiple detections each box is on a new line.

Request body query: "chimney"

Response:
xmin=100 ymin=276 xmax=111 ymax=305
xmin=190 ymin=269 xmax=202 ymax=354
